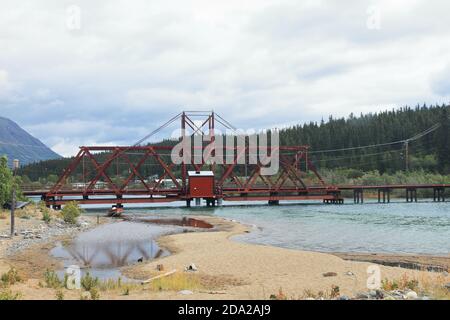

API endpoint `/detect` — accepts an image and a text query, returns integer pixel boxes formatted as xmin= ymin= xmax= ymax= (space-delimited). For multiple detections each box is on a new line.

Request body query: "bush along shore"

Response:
xmin=0 ymin=201 xmax=98 ymax=256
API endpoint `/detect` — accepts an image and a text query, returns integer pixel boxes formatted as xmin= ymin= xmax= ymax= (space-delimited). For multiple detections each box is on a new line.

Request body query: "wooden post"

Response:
xmin=10 ymin=186 xmax=15 ymax=237
xmin=10 ymin=159 xmax=19 ymax=237
xmin=405 ymin=140 xmax=409 ymax=171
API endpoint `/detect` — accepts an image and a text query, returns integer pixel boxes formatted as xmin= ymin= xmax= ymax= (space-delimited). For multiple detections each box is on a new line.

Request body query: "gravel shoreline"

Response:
xmin=0 ymin=216 xmax=103 ymax=257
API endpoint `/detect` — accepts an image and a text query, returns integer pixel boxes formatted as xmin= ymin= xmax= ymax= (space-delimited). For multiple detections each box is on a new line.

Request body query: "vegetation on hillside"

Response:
xmin=15 ymin=104 xmax=450 ymax=186
xmin=279 ymin=104 xmax=450 ymax=173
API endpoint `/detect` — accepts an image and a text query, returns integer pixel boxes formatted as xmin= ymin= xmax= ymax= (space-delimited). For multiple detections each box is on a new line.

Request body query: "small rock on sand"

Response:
xmin=179 ymin=290 xmax=193 ymax=295
xmin=405 ymin=291 xmax=418 ymax=300
xmin=322 ymin=272 xmax=337 ymax=277
xmin=185 ymin=263 xmax=198 ymax=272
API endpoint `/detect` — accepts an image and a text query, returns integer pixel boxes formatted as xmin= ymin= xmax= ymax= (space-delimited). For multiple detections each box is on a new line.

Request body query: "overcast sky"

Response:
xmin=1 ymin=0 xmax=450 ymax=156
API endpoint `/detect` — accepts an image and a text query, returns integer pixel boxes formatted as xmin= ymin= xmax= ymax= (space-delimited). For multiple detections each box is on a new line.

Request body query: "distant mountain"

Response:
xmin=0 ymin=117 xmax=61 ymax=166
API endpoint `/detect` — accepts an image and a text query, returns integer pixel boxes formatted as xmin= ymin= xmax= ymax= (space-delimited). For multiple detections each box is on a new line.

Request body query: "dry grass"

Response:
xmin=416 ymin=272 xmax=450 ymax=299
xmin=97 ymin=277 xmax=140 ymax=294
xmin=147 ymin=272 xmax=203 ymax=292
xmin=0 ymin=289 xmax=22 ymax=300
xmin=382 ymin=272 xmax=450 ymax=299
xmin=1 ymin=268 xmax=22 ymax=287
xmin=381 ymin=273 xmax=419 ymax=291
xmin=268 ymin=285 xmax=341 ymax=300
xmin=298 ymin=285 xmax=341 ymax=300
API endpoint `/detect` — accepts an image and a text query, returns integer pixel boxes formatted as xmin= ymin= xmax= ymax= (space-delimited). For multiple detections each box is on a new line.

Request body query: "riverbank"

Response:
xmin=123 ymin=216 xmax=449 ymax=300
xmin=0 ymin=206 xmax=106 ymax=277
xmin=1 ymin=211 xmax=448 ymax=300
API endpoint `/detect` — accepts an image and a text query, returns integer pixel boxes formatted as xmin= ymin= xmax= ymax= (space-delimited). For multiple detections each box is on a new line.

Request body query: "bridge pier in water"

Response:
xmin=377 ymin=188 xmax=391 ymax=203
xmin=406 ymin=188 xmax=418 ymax=202
xmin=354 ymin=189 xmax=364 ymax=204
xmin=433 ymin=188 xmax=445 ymax=202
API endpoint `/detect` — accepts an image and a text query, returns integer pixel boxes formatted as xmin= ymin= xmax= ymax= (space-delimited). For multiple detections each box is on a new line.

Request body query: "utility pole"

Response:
xmin=404 ymin=140 xmax=409 ymax=171
xmin=10 ymin=159 xmax=19 ymax=237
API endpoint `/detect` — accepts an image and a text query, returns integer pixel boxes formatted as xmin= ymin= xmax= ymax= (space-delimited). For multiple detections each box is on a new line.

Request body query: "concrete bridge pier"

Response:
xmin=406 ymin=188 xmax=417 ymax=202
xmin=353 ymin=189 xmax=364 ymax=204
xmin=433 ymin=188 xmax=445 ymax=202
xmin=378 ymin=188 xmax=391 ymax=203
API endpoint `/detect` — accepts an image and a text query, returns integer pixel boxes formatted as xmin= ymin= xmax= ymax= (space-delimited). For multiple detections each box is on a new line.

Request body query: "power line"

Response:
xmin=309 ymin=122 xmax=442 ymax=154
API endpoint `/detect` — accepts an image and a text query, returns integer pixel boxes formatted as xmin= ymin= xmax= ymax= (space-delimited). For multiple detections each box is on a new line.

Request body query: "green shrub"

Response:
xmin=42 ymin=209 xmax=51 ymax=223
xmin=43 ymin=269 xmax=63 ymax=289
xmin=61 ymin=201 xmax=82 ymax=224
xmin=81 ymin=272 xmax=98 ymax=291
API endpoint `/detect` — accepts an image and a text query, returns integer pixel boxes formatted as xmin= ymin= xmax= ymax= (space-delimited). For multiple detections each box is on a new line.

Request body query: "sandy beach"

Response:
xmin=1 ymin=210 xmax=449 ymax=300
xmin=121 ymin=216 xmax=448 ymax=299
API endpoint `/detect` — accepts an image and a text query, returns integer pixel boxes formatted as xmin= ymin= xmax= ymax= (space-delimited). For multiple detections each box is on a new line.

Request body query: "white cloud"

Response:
xmin=1 ymin=0 xmax=450 ymax=157
xmin=0 ymin=70 xmax=12 ymax=96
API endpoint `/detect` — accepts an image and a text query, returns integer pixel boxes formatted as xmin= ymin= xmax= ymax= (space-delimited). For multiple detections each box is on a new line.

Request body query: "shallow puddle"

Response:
xmin=50 ymin=221 xmax=177 ymax=281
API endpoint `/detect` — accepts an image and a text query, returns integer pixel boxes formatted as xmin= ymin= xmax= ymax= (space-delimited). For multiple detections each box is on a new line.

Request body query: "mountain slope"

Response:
xmin=0 ymin=117 xmax=61 ymax=166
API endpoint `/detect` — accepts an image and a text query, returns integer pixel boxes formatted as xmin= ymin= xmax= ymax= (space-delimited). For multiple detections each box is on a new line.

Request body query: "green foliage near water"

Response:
xmin=61 ymin=201 xmax=82 ymax=224
xmin=319 ymin=168 xmax=450 ymax=186
xmin=81 ymin=272 xmax=99 ymax=291
xmin=0 ymin=155 xmax=27 ymax=207
xmin=318 ymin=168 xmax=450 ymax=197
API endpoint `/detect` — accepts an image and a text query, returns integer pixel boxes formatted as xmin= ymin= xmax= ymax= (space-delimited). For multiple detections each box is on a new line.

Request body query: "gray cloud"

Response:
xmin=1 ymin=0 xmax=449 ymax=156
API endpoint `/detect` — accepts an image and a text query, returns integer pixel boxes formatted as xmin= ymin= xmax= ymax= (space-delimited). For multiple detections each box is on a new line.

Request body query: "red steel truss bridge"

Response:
xmin=23 ymin=111 xmax=448 ymax=209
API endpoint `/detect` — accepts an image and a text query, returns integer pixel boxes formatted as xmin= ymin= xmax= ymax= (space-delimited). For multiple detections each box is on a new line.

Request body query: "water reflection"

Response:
xmin=53 ymin=239 xmax=166 ymax=268
xmin=50 ymin=221 xmax=176 ymax=280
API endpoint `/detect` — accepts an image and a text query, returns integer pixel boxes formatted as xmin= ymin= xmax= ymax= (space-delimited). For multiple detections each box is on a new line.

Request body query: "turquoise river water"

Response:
xmin=83 ymin=199 xmax=450 ymax=256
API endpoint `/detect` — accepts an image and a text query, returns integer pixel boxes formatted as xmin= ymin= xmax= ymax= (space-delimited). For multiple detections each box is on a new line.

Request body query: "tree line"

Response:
xmin=16 ymin=104 xmax=450 ymax=184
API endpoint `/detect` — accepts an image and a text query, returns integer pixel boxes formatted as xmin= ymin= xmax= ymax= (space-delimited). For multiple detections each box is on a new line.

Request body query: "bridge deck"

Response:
xmin=22 ymin=183 xmax=448 ymax=207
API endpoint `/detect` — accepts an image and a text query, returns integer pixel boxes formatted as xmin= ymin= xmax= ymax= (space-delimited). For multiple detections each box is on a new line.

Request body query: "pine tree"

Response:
xmin=435 ymin=107 xmax=450 ymax=173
